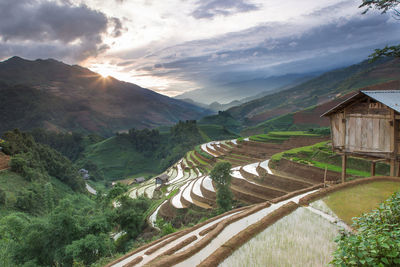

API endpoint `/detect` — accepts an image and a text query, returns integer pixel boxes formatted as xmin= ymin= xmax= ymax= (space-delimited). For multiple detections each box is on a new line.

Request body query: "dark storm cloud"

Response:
xmin=191 ymin=0 xmax=260 ymax=19
xmin=0 ymin=0 xmax=122 ymax=62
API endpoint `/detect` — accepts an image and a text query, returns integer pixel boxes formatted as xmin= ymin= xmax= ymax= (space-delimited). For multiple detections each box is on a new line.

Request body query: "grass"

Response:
xmin=194 ymin=145 xmax=214 ymax=160
xmin=322 ymin=181 xmax=400 ymax=225
xmin=270 ymin=141 xmax=389 ymax=178
xmin=77 ymin=136 xmax=158 ymax=180
xmin=249 ymin=131 xmax=323 ymax=144
xmin=271 ymin=141 xmax=328 ymax=161
xmin=198 ymin=124 xmax=239 ymax=141
xmin=191 ymin=151 xmax=209 ymax=165
xmin=0 ymin=170 xmax=29 ymax=196
xmin=220 ymin=207 xmax=339 ymax=267
xmin=0 ymin=170 xmax=73 ymax=200
xmin=309 ymin=160 xmax=370 ymax=177
xmin=310 ymin=200 xmax=338 ymax=218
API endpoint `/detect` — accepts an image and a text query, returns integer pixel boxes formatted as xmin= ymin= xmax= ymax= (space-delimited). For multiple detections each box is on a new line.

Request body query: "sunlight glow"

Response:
xmin=86 ymin=60 xmax=196 ymax=97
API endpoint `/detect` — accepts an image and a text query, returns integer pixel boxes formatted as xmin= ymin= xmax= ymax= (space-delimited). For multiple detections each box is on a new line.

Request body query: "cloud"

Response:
xmin=0 ymin=0 xmax=122 ymax=62
xmin=110 ymin=17 xmax=124 ymax=38
xmin=191 ymin=0 xmax=260 ymax=19
xmin=123 ymin=11 xmax=400 ymax=95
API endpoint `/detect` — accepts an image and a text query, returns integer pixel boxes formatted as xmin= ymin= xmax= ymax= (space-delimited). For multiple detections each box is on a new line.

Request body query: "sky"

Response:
xmin=1 ymin=0 xmax=400 ymax=97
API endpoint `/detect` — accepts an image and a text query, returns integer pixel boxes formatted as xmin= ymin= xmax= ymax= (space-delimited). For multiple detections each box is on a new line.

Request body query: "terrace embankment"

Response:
xmin=0 ymin=152 xmax=10 ymax=171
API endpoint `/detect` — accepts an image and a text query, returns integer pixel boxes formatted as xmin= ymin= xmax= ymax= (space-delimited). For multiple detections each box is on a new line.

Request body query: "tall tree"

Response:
xmin=360 ymin=0 xmax=400 ymax=61
xmin=210 ymin=161 xmax=233 ymax=212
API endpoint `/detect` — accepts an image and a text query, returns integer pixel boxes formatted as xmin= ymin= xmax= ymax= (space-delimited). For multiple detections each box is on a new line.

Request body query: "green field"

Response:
xmin=271 ymin=141 xmax=390 ymax=178
xmin=198 ymin=124 xmax=238 ymax=141
xmin=323 ymin=181 xmax=400 ymax=225
xmin=77 ymin=136 xmax=158 ymax=180
xmin=78 ymin=122 xmax=237 ymax=180
xmin=249 ymin=131 xmax=323 ymax=143
xmin=0 ymin=170 xmax=29 ymax=196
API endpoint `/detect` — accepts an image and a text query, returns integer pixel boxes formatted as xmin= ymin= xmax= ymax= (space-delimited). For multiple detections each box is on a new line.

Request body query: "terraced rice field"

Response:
xmin=220 ymin=207 xmax=340 ymax=267
xmin=126 ymin=136 xmax=333 ymax=221
xmin=109 ymin=190 xmax=319 ymax=267
xmin=109 ymin=135 xmax=346 ymax=267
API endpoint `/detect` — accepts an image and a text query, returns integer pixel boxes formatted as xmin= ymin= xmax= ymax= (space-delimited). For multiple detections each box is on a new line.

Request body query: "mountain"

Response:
xmin=178 ymin=97 xmax=244 ymax=112
xmin=175 ymin=73 xmax=316 ymax=105
xmin=201 ymin=57 xmax=400 ymax=133
xmin=0 ymin=56 xmax=212 ymax=136
xmin=242 ymin=80 xmax=400 ymax=135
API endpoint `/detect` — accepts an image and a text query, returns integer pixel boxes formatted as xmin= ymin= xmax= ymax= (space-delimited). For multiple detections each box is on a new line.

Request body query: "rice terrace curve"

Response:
xmin=105 ymin=128 xmax=400 ymax=267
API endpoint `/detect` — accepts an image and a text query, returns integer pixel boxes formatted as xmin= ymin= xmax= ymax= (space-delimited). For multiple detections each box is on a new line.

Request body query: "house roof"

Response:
xmin=321 ymin=90 xmax=400 ymax=117
xmin=362 ymin=90 xmax=400 ymax=113
xmin=156 ymin=174 xmax=169 ymax=181
xmin=134 ymin=177 xmax=145 ymax=182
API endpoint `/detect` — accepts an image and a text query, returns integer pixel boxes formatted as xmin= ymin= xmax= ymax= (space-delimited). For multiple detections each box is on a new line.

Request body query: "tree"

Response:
xmin=360 ymin=0 xmax=400 ymax=16
xmin=65 ymin=234 xmax=114 ymax=266
xmin=360 ymin=0 xmax=400 ymax=61
xmin=210 ymin=161 xmax=233 ymax=212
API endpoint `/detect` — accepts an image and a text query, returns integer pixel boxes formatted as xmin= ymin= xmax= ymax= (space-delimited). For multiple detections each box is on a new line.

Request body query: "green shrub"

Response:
xmin=331 ymin=190 xmax=400 ymax=266
xmin=161 ymin=222 xmax=176 ymax=236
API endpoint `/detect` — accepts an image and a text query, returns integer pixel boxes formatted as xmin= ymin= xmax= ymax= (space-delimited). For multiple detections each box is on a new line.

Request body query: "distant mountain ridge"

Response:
xmin=175 ymin=73 xmax=317 ymax=105
xmin=0 ymin=56 xmax=212 ymax=136
xmin=200 ymin=57 xmax=400 ymax=133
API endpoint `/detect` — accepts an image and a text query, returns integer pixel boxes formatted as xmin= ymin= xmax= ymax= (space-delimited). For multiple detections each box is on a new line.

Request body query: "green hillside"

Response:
xmin=208 ymin=58 xmax=400 ymax=134
xmin=0 ymin=57 xmax=211 ymax=136
xmin=199 ymin=111 xmax=242 ymax=134
xmin=0 ymin=129 xmax=86 ymax=216
xmin=77 ymin=136 xmax=158 ymax=180
xmin=78 ymin=121 xmax=239 ymax=180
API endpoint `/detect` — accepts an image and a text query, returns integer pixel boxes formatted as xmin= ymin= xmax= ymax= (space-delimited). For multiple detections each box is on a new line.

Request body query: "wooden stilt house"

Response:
xmin=155 ymin=173 xmax=169 ymax=185
xmin=321 ymin=90 xmax=400 ymax=182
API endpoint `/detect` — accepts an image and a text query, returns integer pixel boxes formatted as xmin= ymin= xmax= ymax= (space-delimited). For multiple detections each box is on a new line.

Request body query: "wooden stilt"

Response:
xmin=324 ymin=166 xmax=327 ymax=187
xmin=341 ymin=154 xmax=347 ymax=183
xmin=371 ymin=161 xmax=376 ymax=177
xmin=397 ymin=161 xmax=400 ymax=177
xmin=390 ymin=159 xmax=396 ymax=177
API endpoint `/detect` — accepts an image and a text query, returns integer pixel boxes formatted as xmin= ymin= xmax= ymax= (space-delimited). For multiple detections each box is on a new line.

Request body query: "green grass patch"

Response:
xmin=322 ymin=181 xmax=400 ymax=225
xmin=0 ymin=170 xmax=29 ymax=195
xmin=271 ymin=141 xmax=328 ymax=161
xmin=271 ymin=141 xmax=389 ymax=178
xmin=194 ymin=145 xmax=213 ymax=161
xmin=308 ymin=160 xmax=370 ymax=177
xmin=78 ymin=136 xmax=157 ymax=180
xmin=198 ymin=124 xmax=239 ymax=141
xmin=248 ymin=131 xmax=322 ymax=144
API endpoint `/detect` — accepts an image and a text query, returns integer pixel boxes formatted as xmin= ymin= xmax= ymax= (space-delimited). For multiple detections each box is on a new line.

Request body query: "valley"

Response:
xmin=2 ymin=56 xmax=400 ymax=266
xmin=3 ymin=0 xmax=400 ymax=266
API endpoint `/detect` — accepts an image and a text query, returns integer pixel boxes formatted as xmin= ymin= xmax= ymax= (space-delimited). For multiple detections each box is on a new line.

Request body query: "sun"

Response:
xmin=88 ymin=63 xmax=118 ymax=79
xmin=96 ymin=68 xmax=112 ymax=78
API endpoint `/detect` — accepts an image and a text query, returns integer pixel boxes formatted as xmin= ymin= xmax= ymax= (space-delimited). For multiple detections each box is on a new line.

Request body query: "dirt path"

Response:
xmin=85 ymin=183 xmax=97 ymax=195
xmin=149 ymin=200 xmax=167 ymax=228
xmin=0 ymin=152 xmax=10 ymax=171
